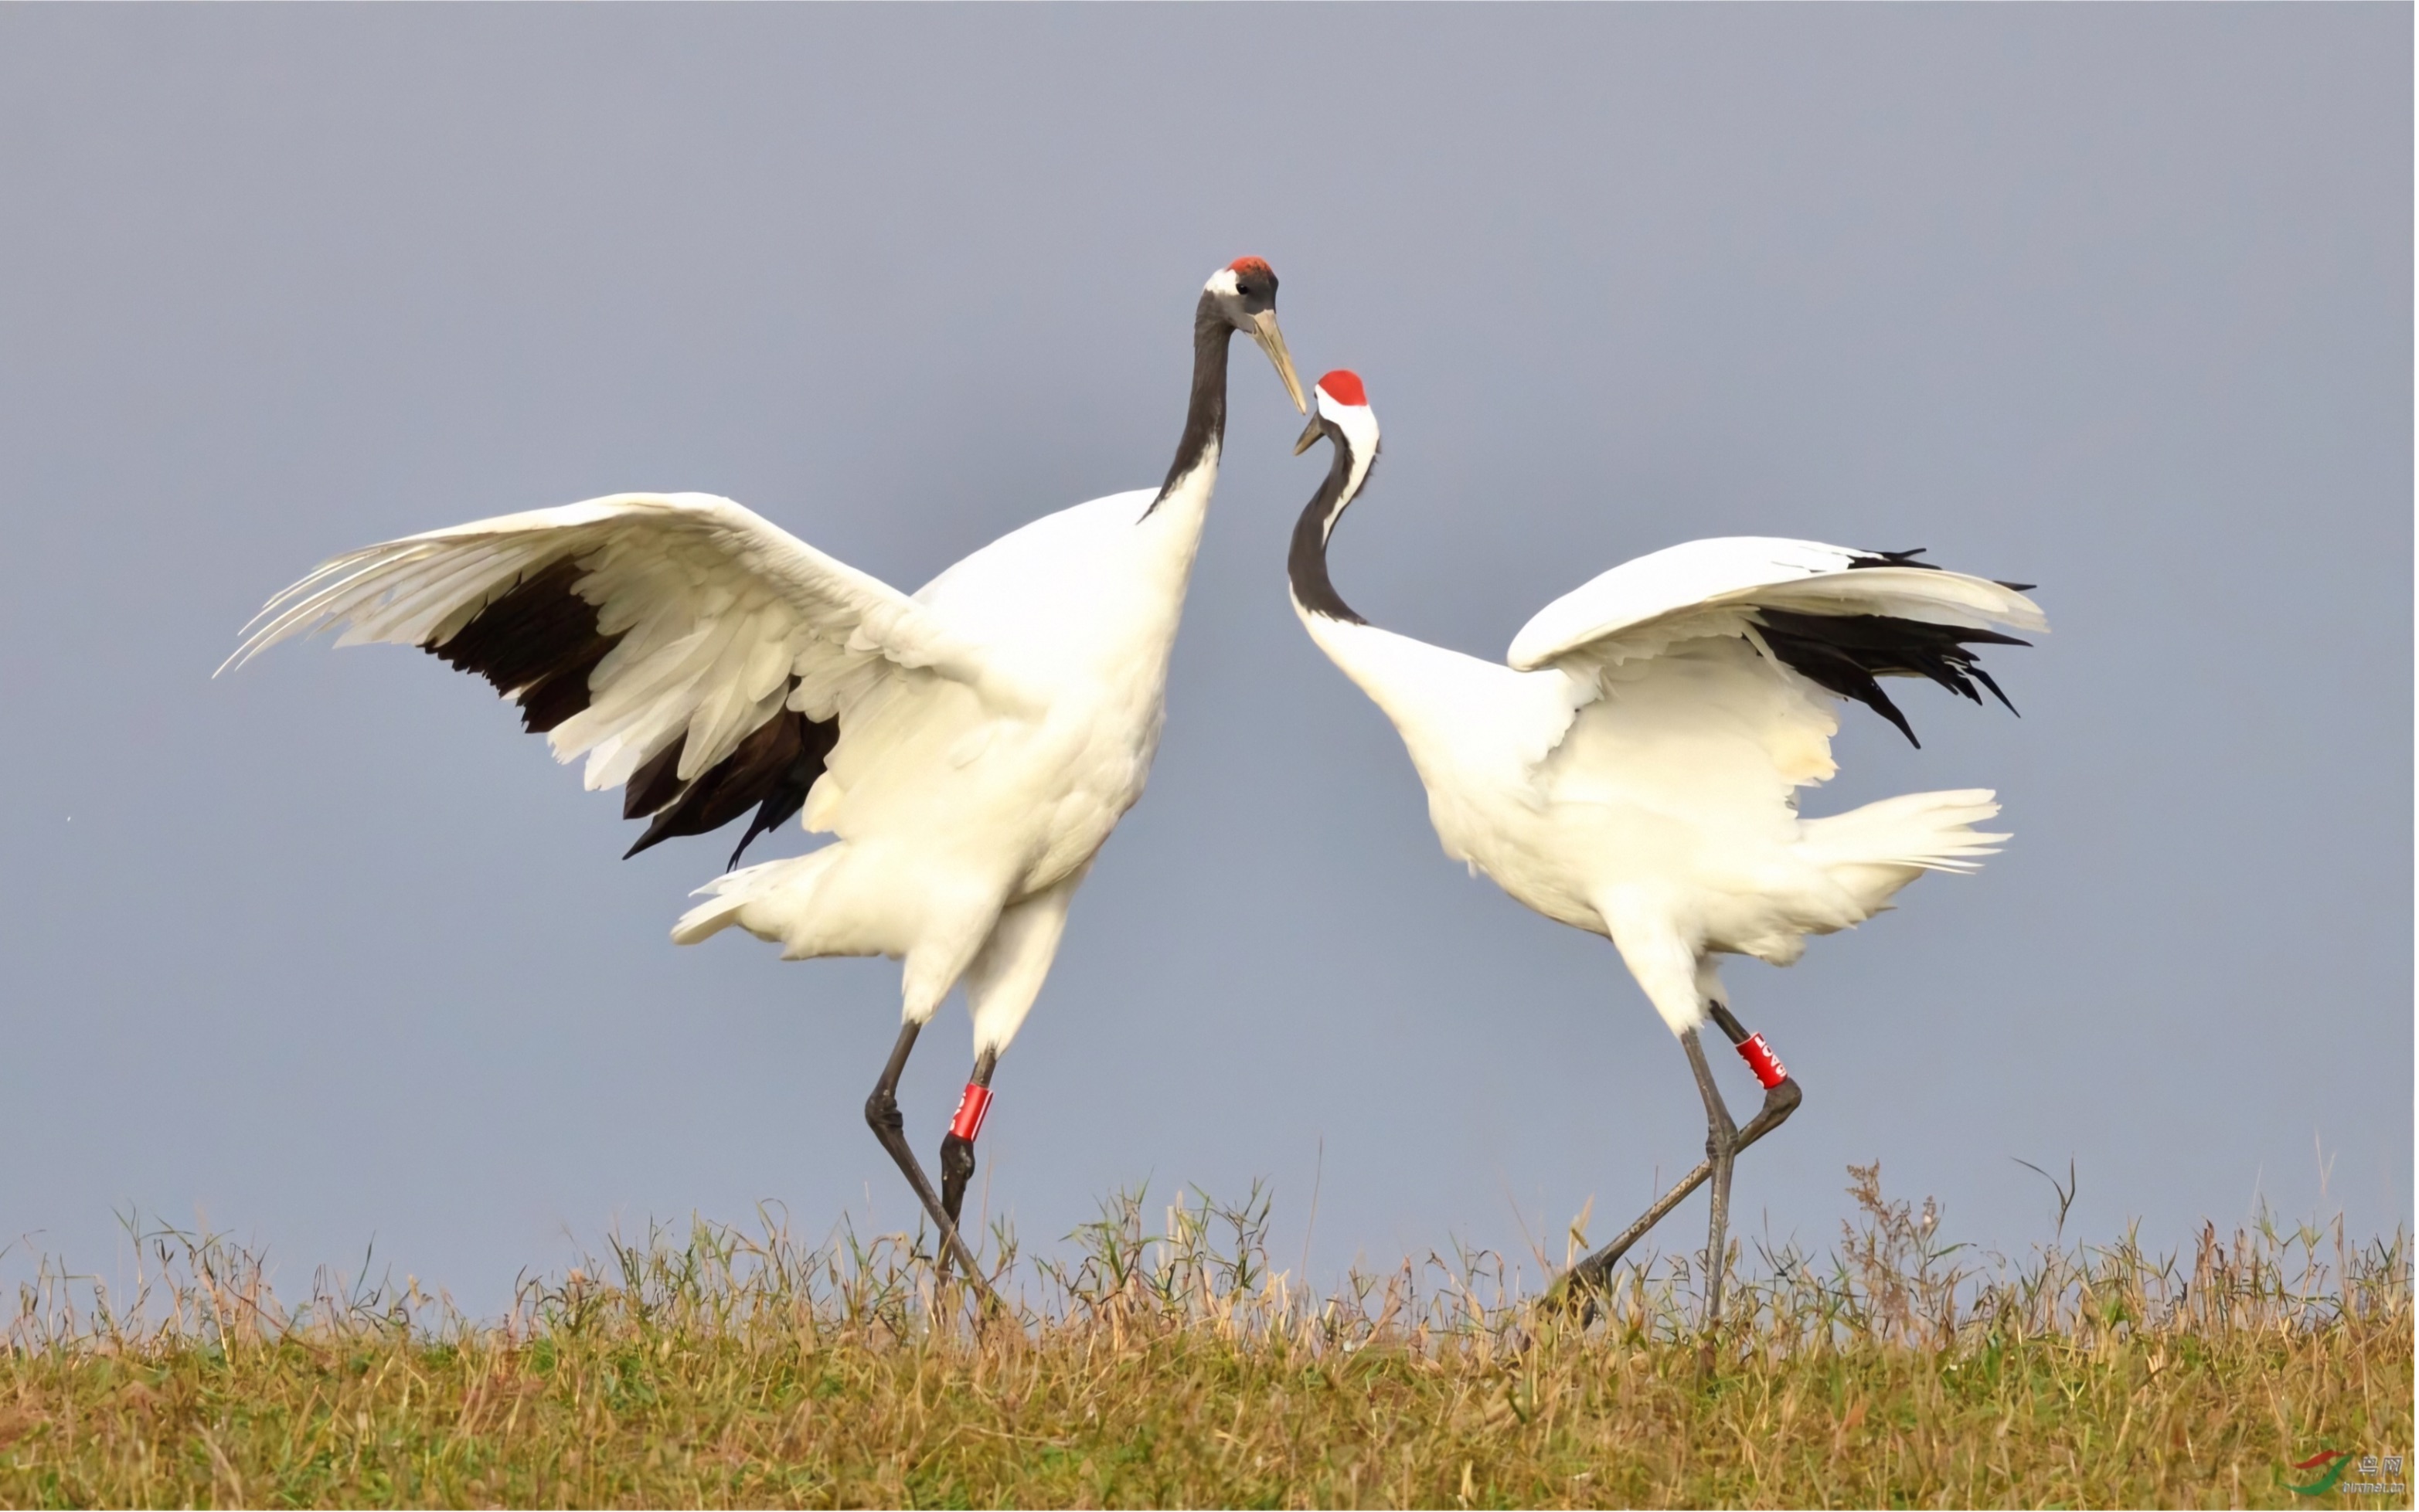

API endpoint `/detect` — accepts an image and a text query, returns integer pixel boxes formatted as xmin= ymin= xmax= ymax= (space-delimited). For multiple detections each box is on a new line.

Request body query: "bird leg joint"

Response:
xmin=939 ymin=1131 xmax=978 ymax=1226
xmin=940 ymin=1061 xmax=997 ymax=1238
xmin=940 ymin=1088 xmax=991 ymax=1226
xmin=863 ymin=1086 xmax=903 ymax=1138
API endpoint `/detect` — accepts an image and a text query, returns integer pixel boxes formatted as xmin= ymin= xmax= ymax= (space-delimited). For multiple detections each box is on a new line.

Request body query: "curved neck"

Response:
xmin=1145 ymin=294 xmax=1234 ymax=516
xmin=1288 ymin=422 xmax=1369 ymax=626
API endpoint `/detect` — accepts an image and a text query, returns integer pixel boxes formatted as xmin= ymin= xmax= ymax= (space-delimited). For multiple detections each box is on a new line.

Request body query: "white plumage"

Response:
xmin=230 ymin=484 xmax=1202 ymax=1049
xmin=666 ymin=484 xmax=1213 ymax=1052
xmin=233 ymin=494 xmax=989 ymax=789
xmin=1291 ymin=401 xmax=2043 ymax=1035
xmin=228 ymin=259 xmax=1307 ymax=1283
xmin=1284 ymin=369 xmax=2043 ymax=1321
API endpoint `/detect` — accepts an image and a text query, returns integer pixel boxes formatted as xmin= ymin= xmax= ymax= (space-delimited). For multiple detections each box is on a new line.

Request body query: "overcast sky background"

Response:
xmin=2 ymin=6 xmax=2408 ymax=1316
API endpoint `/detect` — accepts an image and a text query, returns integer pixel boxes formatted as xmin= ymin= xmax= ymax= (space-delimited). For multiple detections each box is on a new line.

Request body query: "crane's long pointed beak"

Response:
xmin=1293 ymin=413 xmax=1325 ymax=455
xmin=1250 ymin=311 xmax=1308 ymax=413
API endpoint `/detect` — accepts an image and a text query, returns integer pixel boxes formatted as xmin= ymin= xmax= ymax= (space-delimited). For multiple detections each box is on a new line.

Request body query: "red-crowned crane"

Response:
xmin=1285 ymin=370 xmax=2044 ymax=1337
xmin=224 ymin=260 xmax=1307 ymax=1296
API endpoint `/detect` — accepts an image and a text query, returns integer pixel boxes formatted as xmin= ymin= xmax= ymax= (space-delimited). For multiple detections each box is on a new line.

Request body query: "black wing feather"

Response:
xmin=1751 ymin=606 xmax=2029 ymax=748
xmin=424 ymin=559 xmax=835 ymax=864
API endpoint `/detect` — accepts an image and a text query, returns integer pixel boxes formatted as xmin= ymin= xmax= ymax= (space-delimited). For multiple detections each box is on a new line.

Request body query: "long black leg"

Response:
xmin=935 ymin=1047 xmax=998 ymax=1283
xmin=1683 ymin=1028 xmax=1738 ymax=1352
xmin=863 ymin=1021 xmax=995 ymax=1301
xmin=1553 ymin=1004 xmax=1802 ymax=1319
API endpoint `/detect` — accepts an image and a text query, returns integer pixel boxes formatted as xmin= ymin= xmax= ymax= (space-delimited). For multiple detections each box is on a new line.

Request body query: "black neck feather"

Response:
xmin=1145 ymin=294 xmax=1234 ymax=515
xmin=1288 ymin=421 xmax=1367 ymax=625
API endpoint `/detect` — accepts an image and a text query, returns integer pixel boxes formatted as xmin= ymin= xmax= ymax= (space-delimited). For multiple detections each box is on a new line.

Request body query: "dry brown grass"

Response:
xmin=4 ymin=1167 xmax=2408 ymax=1508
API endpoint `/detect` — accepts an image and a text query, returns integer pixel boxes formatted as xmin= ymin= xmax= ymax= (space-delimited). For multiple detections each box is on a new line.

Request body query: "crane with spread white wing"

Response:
xmin=226 ymin=260 xmax=1308 ymax=1296
xmin=1285 ymin=370 xmax=2044 ymax=1340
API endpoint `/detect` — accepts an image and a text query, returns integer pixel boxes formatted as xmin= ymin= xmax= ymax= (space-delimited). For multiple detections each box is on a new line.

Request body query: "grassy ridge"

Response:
xmin=5 ymin=1168 xmax=2408 ymax=1508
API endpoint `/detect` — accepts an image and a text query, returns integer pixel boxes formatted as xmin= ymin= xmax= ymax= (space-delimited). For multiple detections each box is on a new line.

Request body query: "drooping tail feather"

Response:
xmin=672 ymin=846 xmax=845 ymax=950
xmin=1795 ymin=788 xmax=2007 ymax=916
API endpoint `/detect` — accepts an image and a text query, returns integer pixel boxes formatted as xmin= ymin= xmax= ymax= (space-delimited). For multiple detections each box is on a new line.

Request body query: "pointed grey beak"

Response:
xmin=1294 ymin=413 xmax=1325 ymax=455
xmin=1249 ymin=310 xmax=1308 ymax=413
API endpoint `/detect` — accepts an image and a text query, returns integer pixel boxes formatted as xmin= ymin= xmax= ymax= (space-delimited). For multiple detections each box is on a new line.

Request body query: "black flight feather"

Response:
xmin=1751 ymin=607 xmax=2029 ymax=748
xmin=424 ymin=558 xmax=838 ymax=865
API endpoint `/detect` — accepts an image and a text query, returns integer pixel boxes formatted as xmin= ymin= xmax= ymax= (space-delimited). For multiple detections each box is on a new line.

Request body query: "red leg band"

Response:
xmin=948 ymin=1083 xmax=994 ymax=1142
xmin=1737 ymin=1032 xmax=1788 ymax=1089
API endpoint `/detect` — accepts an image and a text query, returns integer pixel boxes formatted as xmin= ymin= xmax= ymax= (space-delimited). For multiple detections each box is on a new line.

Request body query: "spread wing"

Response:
xmin=223 ymin=491 xmax=1000 ymax=865
xmin=1508 ymin=536 xmax=2046 ymax=749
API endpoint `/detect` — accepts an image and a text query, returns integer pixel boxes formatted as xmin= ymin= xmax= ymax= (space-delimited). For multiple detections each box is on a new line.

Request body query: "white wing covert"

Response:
xmin=224 ymin=491 xmax=1001 ymax=862
xmin=1509 ymin=536 xmax=2045 ymax=752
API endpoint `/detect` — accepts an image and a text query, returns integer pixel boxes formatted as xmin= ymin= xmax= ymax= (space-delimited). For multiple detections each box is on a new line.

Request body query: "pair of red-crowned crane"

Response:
xmin=226 ymin=257 xmax=2045 ymax=1329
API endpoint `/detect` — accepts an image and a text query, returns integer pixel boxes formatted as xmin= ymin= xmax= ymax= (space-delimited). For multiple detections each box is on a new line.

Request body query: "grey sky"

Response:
xmin=2 ymin=5 xmax=2407 ymax=1316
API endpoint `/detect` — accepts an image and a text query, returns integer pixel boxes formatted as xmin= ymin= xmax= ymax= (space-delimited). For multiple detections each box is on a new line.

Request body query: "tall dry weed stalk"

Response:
xmin=4 ymin=1169 xmax=2408 ymax=1507
xmin=9 ymin=1171 xmax=2406 ymax=1370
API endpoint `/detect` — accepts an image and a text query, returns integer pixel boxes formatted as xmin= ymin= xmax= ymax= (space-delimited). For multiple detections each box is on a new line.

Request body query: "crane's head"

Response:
xmin=1293 ymin=369 xmax=1381 ymax=542
xmin=1204 ymin=257 xmax=1306 ymax=413
xmin=1294 ymin=369 xmax=1380 ymax=460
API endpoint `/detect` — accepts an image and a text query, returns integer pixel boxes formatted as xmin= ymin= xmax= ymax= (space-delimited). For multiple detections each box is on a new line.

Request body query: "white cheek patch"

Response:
xmin=1315 ymin=402 xmax=1381 ymax=542
xmin=1320 ymin=396 xmax=1379 ymax=447
xmin=1204 ymin=267 xmax=1242 ymax=297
